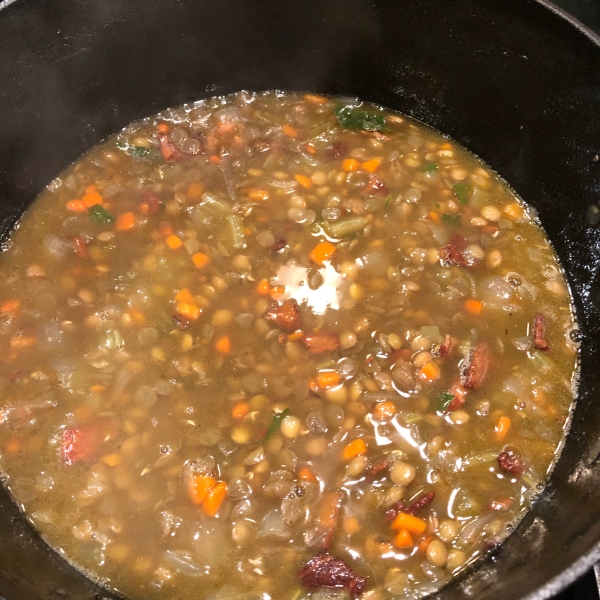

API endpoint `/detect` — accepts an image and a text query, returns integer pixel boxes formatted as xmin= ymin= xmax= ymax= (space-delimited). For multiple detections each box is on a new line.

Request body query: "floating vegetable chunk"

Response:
xmin=0 ymin=91 xmax=578 ymax=600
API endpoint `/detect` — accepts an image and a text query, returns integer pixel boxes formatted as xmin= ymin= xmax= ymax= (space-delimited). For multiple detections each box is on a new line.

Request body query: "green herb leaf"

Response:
xmin=421 ymin=162 xmax=438 ymax=173
xmin=384 ymin=195 xmax=391 ymax=209
xmin=127 ymin=146 xmax=152 ymax=158
xmin=433 ymin=392 xmax=455 ymax=412
xmin=265 ymin=408 xmax=290 ymax=440
xmin=334 ymin=105 xmax=387 ymax=132
xmin=442 ymin=213 xmax=462 ymax=225
xmin=453 ymin=182 xmax=473 ymax=205
xmin=88 ymin=205 xmax=116 ymax=225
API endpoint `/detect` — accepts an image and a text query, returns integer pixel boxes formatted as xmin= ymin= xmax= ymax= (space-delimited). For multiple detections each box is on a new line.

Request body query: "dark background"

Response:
xmin=552 ymin=6 xmax=600 ymax=600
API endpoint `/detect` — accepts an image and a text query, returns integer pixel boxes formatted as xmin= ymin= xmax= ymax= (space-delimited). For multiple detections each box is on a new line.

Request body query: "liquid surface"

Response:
xmin=0 ymin=92 xmax=578 ymax=600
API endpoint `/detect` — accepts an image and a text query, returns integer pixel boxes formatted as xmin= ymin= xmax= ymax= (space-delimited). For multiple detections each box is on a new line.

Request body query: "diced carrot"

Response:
xmin=373 ymin=400 xmax=397 ymax=421
xmin=464 ymin=299 xmax=484 ymax=316
xmin=5 ymin=439 xmax=20 ymax=455
xmin=256 ymin=278 xmax=271 ymax=296
xmin=165 ymin=234 xmax=183 ymax=250
xmin=362 ymin=158 xmax=382 ymax=173
xmin=309 ymin=241 xmax=337 ymax=265
xmin=0 ymin=299 xmax=20 ymax=313
xmin=440 ymin=142 xmax=453 ymax=150
xmin=192 ymin=252 xmax=211 ymax=269
xmin=428 ymin=211 xmax=440 ymax=224
xmin=304 ymin=94 xmax=328 ymax=105
xmin=203 ymin=481 xmax=227 ymax=516
xmin=89 ymin=385 xmax=106 ymax=393
xmin=10 ymin=335 xmax=36 ymax=350
xmin=494 ymin=415 xmax=511 ymax=441
xmin=344 ymin=517 xmax=360 ymax=535
xmin=342 ymin=439 xmax=367 ymax=461
xmin=189 ymin=474 xmax=216 ymax=505
xmin=159 ymin=222 xmax=173 ymax=237
xmin=247 ymin=189 xmax=269 ymax=201
xmin=394 ymin=529 xmax=414 ymax=549
xmin=298 ymin=466 xmax=318 ymax=484
xmin=232 ymin=402 xmax=249 ymax=420
xmin=304 ymin=143 xmax=316 ymax=155
xmin=127 ymin=308 xmax=146 ymax=326
xmin=138 ymin=202 xmax=150 ymax=215
xmin=187 ymin=182 xmax=205 ymax=199
xmin=342 ymin=158 xmax=360 ymax=172
xmin=175 ymin=302 xmax=201 ymax=320
xmin=417 ymin=361 xmax=441 ymax=382
xmin=317 ymin=370 xmax=341 ymax=388
xmin=101 ymin=453 xmax=122 ymax=467
xmin=503 ymin=202 xmax=524 ymax=220
xmin=175 ymin=288 xmax=194 ymax=304
xmin=391 ymin=512 xmax=427 ymax=535
xmin=157 ymin=123 xmax=170 ymax=133
xmin=215 ymin=336 xmax=231 ymax=354
xmin=294 ymin=174 xmax=312 ymax=189
xmin=269 ymin=285 xmax=285 ymax=299
xmin=288 ymin=330 xmax=304 ymax=341
xmin=209 ymin=155 xmax=221 ymax=164
xmin=282 ymin=124 xmax=298 ymax=138
xmin=115 ymin=211 xmax=135 ymax=232
xmin=85 ymin=184 xmax=98 ymax=194
xmin=82 ymin=190 xmax=103 ymax=207
xmin=66 ymin=200 xmax=87 ymax=212
xmin=417 ymin=535 xmax=435 ymax=554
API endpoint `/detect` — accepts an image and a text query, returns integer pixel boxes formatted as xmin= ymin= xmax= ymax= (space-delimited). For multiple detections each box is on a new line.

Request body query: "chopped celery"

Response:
xmin=329 ymin=216 xmax=367 ymax=238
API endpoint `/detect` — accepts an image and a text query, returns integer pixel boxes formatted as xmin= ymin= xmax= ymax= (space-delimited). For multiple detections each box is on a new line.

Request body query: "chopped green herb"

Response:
xmin=433 ymin=392 xmax=455 ymax=412
xmin=115 ymin=140 xmax=127 ymax=149
xmin=442 ymin=213 xmax=462 ymax=225
xmin=334 ymin=105 xmax=387 ymax=132
xmin=421 ymin=162 xmax=438 ymax=173
xmin=88 ymin=205 xmax=115 ymax=225
xmin=384 ymin=195 xmax=391 ymax=209
xmin=265 ymin=408 xmax=290 ymax=440
xmin=453 ymin=182 xmax=473 ymax=205
xmin=127 ymin=146 xmax=152 ymax=158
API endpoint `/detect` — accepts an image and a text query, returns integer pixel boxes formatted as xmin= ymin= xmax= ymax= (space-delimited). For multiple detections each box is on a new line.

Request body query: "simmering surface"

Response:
xmin=0 ymin=92 xmax=577 ymax=600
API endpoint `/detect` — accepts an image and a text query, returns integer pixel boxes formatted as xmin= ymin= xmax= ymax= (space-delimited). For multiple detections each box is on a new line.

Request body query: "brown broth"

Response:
xmin=0 ymin=91 xmax=578 ymax=600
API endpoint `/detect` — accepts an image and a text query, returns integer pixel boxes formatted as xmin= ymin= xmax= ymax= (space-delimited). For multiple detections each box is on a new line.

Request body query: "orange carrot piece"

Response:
xmin=192 ymin=252 xmax=211 ymax=269
xmin=203 ymin=481 xmax=228 ymax=516
xmin=159 ymin=222 xmax=173 ymax=237
xmin=494 ymin=415 xmax=511 ymax=441
xmin=344 ymin=517 xmax=360 ymax=535
xmin=269 ymin=285 xmax=285 ymax=299
xmin=215 ymin=336 xmax=231 ymax=355
xmin=464 ymin=299 xmax=484 ymax=315
xmin=294 ymin=174 xmax=312 ymax=189
xmin=82 ymin=190 xmax=103 ymax=207
xmin=317 ymin=370 xmax=341 ymax=388
xmin=298 ymin=466 xmax=318 ymax=484
xmin=362 ymin=158 xmax=382 ymax=173
xmin=115 ymin=211 xmax=135 ymax=232
xmin=165 ymin=234 xmax=183 ymax=250
xmin=304 ymin=94 xmax=328 ymax=105
xmin=428 ymin=211 xmax=440 ymax=224
xmin=187 ymin=182 xmax=205 ymax=199
xmin=342 ymin=158 xmax=360 ymax=172
xmin=127 ymin=308 xmax=146 ymax=326
xmin=247 ymin=189 xmax=269 ymax=201
xmin=175 ymin=303 xmax=201 ymax=320
xmin=157 ymin=123 xmax=170 ymax=133
xmin=10 ymin=335 xmax=37 ymax=350
xmin=288 ymin=330 xmax=304 ymax=341
xmin=282 ymin=124 xmax=299 ymax=138
xmin=342 ymin=439 xmax=367 ymax=461
xmin=0 ymin=299 xmax=20 ymax=313
xmin=256 ymin=278 xmax=271 ymax=296
xmin=232 ymin=402 xmax=249 ymax=420
xmin=304 ymin=143 xmax=316 ymax=155
xmin=175 ymin=288 xmax=194 ymax=304
xmin=208 ymin=155 xmax=221 ymax=164
xmin=66 ymin=200 xmax=87 ymax=212
xmin=417 ymin=361 xmax=441 ymax=382
xmin=391 ymin=512 xmax=427 ymax=535
xmin=373 ymin=400 xmax=397 ymax=421
xmin=394 ymin=529 xmax=414 ymax=549
xmin=188 ymin=474 xmax=216 ymax=505
xmin=309 ymin=241 xmax=337 ymax=265
xmin=5 ymin=439 xmax=20 ymax=455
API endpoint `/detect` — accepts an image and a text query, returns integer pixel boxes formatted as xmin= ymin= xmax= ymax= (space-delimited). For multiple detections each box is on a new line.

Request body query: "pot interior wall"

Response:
xmin=0 ymin=1 xmax=599 ymax=599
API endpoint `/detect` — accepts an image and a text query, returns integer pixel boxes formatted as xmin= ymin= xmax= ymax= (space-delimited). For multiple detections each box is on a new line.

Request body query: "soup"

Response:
xmin=0 ymin=91 xmax=578 ymax=600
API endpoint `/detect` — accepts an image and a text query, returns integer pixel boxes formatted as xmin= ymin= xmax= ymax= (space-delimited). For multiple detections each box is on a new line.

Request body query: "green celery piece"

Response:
xmin=264 ymin=408 xmax=290 ymax=440
xmin=88 ymin=205 xmax=115 ymax=225
xmin=127 ymin=146 xmax=152 ymax=158
xmin=453 ymin=182 xmax=473 ymax=205
xmin=442 ymin=213 xmax=461 ymax=225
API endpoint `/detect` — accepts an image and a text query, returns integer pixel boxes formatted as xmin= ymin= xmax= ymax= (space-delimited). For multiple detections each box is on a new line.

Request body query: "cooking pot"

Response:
xmin=0 ymin=0 xmax=599 ymax=599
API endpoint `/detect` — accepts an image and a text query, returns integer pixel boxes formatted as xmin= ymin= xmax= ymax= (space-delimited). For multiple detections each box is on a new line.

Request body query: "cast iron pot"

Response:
xmin=0 ymin=0 xmax=599 ymax=598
